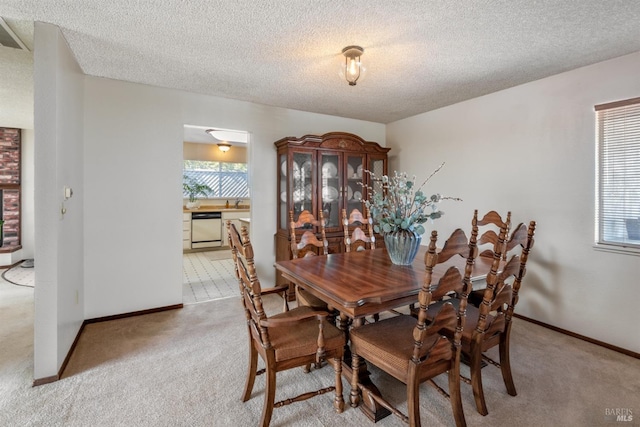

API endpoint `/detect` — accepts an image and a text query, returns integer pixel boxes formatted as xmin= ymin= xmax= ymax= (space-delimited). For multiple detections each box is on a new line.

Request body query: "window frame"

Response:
xmin=0 ymin=127 xmax=22 ymax=252
xmin=594 ymin=96 xmax=640 ymax=255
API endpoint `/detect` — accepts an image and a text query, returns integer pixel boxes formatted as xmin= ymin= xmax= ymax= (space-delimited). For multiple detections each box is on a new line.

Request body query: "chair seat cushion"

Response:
xmin=269 ymin=306 xmax=344 ymax=362
xmin=350 ymin=315 xmax=452 ymax=380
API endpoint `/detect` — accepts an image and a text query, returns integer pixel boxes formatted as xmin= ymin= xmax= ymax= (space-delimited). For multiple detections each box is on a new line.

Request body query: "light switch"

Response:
xmin=64 ymin=186 xmax=73 ymax=200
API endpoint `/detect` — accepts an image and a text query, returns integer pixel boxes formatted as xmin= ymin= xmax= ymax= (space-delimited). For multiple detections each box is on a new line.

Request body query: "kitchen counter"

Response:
xmin=183 ymin=205 xmax=250 ymax=213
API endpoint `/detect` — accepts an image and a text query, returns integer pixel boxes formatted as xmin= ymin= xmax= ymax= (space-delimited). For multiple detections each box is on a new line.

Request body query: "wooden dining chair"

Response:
xmin=342 ymin=207 xmax=386 ymax=322
xmin=467 ymin=210 xmax=511 ymax=306
xmin=227 ymin=221 xmax=345 ymax=426
xmin=226 ymin=222 xmax=289 ymax=312
xmin=464 ymin=220 xmax=535 ymax=415
xmin=342 ymin=207 xmax=376 ymax=252
xmin=349 ymin=225 xmax=479 ymax=427
xmin=430 ymin=219 xmax=536 ymax=416
xmin=289 ymin=210 xmax=331 ymax=310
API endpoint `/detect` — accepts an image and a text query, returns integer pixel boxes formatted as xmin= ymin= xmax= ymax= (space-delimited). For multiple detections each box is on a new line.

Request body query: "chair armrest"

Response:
xmin=259 ymin=310 xmax=329 ymax=328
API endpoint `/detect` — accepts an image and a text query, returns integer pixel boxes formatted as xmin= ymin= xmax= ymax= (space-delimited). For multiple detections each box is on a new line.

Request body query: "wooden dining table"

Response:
xmin=274 ymin=245 xmax=497 ymax=422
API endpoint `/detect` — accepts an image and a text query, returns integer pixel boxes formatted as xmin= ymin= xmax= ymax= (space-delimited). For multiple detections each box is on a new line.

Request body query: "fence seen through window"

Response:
xmin=183 ymin=160 xmax=249 ymax=199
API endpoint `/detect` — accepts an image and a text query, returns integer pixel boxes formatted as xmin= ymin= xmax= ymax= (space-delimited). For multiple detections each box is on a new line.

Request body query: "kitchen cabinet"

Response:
xmin=183 ymin=213 xmax=191 ymax=250
xmin=274 ymin=132 xmax=389 ymax=290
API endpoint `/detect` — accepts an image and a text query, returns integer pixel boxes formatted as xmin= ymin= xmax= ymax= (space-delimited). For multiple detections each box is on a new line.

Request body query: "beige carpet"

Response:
xmin=1 ymin=279 xmax=639 ymax=426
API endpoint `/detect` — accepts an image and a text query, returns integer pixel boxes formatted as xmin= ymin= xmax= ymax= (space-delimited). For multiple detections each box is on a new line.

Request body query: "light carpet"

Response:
xmin=1 ymin=282 xmax=639 ymax=426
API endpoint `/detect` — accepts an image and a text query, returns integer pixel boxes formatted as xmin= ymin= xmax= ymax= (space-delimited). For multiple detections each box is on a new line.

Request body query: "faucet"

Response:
xmin=234 ymin=198 xmax=242 ymax=209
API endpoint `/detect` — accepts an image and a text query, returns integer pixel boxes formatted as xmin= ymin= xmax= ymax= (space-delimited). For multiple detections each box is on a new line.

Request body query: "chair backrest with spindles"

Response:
xmin=227 ymin=221 xmax=273 ymax=349
xmin=289 ymin=210 xmax=328 ymax=258
xmin=476 ymin=220 xmax=536 ymax=338
xmin=412 ymin=221 xmax=478 ymax=363
xmin=342 ymin=207 xmax=376 ymax=252
xmin=477 ymin=210 xmax=511 ymax=260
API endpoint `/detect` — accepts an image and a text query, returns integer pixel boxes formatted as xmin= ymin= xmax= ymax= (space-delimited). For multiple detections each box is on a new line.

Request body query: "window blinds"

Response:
xmin=595 ymin=97 xmax=640 ymax=247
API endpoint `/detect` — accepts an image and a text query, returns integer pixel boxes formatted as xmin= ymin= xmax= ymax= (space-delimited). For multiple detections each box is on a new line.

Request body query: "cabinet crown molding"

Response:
xmin=274 ymin=132 xmax=390 ymax=154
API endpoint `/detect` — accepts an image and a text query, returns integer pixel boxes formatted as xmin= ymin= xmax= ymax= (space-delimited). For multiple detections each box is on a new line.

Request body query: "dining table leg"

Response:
xmin=339 ymin=315 xmax=392 ymax=422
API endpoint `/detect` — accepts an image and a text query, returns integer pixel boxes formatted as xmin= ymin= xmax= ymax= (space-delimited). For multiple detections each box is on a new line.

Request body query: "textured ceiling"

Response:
xmin=2 ymin=1 xmax=640 ymax=125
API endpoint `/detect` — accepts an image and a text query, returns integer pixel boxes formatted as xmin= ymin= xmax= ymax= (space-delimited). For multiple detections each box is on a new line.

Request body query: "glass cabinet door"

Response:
xmin=345 ymin=153 xmax=366 ymax=221
xmin=368 ymin=155 xmax=387 ymax=197
xmin=319 ymin=152 xmax=341 ymax=229
xmin=278 ymin=152 xmax=288 ymax=230
xmin=292 ymin=150 xmax=314 ymax=217
xmin=279 ymin=150 xmax=314 ymax=230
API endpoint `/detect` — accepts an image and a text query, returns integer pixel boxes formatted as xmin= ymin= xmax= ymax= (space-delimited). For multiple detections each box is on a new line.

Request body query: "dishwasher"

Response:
xmin=191 ymin=212 xmax=223 ymax=248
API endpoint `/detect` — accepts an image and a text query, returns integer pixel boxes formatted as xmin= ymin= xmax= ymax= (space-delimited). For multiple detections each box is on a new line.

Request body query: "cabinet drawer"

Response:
xmin=183 ymin=221 xmax=191 ymax=231
xmin=183 ymin=240 xmax=191 ymax=250
xmin=183 ymin=230 xmax=191 ymax=240
xmin=183 ymin=213 xmax=192 ymax=221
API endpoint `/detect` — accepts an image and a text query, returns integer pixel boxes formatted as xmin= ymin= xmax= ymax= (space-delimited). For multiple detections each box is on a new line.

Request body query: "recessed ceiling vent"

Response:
xmin=0 ymin=18 xmax=29 ymax=51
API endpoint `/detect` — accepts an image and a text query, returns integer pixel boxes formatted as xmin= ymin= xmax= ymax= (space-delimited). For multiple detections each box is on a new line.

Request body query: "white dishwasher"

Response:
xmin=191 ymin=212 xmax=223 ymax=248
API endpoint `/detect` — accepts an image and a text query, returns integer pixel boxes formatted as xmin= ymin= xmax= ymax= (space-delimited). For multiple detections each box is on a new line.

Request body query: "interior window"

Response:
xmin=595 ymin=97 xmax=640 ymax=249
xmin=0 ymin=127 xmax=21 ymax=250
xmin=183 ymin=160 xmax=249 ymax=198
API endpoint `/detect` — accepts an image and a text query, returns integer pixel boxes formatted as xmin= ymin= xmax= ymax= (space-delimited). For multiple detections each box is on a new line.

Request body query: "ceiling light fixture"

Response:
xmin=205 ymin=128 xmax=232 ymax=152
xmin=341 ymin=45 xmax=364 ymax=86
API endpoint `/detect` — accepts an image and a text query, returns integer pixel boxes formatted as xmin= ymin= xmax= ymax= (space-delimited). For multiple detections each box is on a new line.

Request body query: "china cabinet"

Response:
xmin=274 ymin=132 xmax=389 ymax=289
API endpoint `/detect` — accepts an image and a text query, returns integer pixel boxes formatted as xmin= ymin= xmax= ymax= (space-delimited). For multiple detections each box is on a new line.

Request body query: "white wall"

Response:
xmin=83 ymin=76 xmax=385 ymax=319
xmin=33 ymin=22 xmax=85 ymax=380
xmin=387 ymin=51 xmax=640 ymax=353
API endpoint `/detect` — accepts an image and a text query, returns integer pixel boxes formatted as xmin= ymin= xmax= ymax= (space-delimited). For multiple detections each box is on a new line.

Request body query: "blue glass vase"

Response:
xmin=383 ymin=229 xmax=422 ymax=265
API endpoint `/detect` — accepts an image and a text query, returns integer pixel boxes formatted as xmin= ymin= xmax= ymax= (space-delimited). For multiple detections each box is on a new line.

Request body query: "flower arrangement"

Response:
xmin=361 ymin=163 xmax=461 ymax=236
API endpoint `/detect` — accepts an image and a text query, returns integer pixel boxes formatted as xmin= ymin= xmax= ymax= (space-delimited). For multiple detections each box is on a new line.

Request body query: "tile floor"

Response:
xmin=182 ymin=250 xmax=237 ymax=304
xmin=1 ymin=261 xmax=35 ymax=287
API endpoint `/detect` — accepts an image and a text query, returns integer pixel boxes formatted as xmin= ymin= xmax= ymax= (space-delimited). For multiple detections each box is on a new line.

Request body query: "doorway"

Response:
xmin=181 ymin=125 xmax=250 ymax=304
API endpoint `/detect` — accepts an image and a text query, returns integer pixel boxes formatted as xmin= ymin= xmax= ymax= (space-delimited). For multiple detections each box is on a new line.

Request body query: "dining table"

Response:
xmin=274 ymin=245 xmax=498 ymax=422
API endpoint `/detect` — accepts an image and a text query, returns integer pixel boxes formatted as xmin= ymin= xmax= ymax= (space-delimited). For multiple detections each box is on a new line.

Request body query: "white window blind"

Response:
xmin=595 ymin=97 xmax=640 ymax=248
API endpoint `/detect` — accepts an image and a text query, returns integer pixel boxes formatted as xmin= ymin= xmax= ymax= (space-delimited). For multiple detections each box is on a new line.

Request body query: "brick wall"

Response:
xmin=0 ymin=127 xmax=21 ymax=248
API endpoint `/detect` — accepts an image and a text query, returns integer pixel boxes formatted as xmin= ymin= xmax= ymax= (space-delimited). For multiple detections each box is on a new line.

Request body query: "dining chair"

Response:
xmin=226 ymin=222 xmax=289 ymax=312
xmin=342 ymin=207 xmax=382 ymax=322
xmin=227 ymin=221 xmax=345 ymax=426
xmin=466 ymin=220 xmax=536 ymax=415
xmin=467 ymin=210 xmax=511 ymax=306
xmin=342 ymin=207 xmax=376 ymax=252
xmin=349 ymin=225 xmax=479 ymax=427
xmin=430 ymin=219 xmax=536 ymax=416
xmin=289 ymin=210 xmax=331 ymax=310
